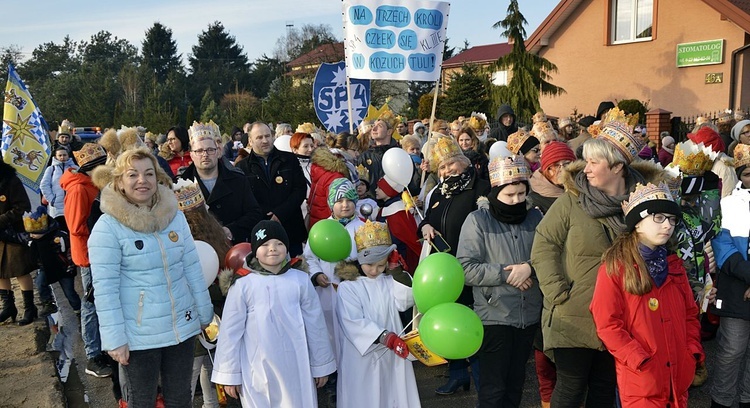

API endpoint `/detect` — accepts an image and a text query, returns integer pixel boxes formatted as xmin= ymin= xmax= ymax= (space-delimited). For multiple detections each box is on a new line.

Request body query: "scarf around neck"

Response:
xmin=488 ymin=186 xmax=528 ymax=224
xmin=639 ymin=243 xmax=668 ymax=287
xmin=574 ymin=167 xmax=645 ymax=236
xmin=439 ymin=166 xmax=474 ymax=199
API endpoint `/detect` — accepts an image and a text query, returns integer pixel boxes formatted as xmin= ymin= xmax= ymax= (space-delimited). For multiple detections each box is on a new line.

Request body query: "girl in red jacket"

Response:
xmin=590 ymin=182 xmax=704 ymax=408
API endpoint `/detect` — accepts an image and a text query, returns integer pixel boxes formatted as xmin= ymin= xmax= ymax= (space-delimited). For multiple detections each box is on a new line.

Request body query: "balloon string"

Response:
xmin=374 ymin=312 xmax=422 ymax=362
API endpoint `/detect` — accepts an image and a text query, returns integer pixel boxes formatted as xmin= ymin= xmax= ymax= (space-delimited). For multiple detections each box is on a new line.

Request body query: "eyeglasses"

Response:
xmin=191 ymin=147 xmax=218 ymax=156
xmin=651 ymin=213 xmax=679 ymax=226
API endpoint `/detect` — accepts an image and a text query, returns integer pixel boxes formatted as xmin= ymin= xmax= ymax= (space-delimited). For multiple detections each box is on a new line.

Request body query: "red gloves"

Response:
xmin=387 ymin=250 xmax=405 ymax=270
xmin=383 ymin=332 xmax=409 ymax=359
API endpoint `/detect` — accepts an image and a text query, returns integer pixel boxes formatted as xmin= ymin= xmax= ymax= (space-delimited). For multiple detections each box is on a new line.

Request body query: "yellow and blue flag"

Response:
xmin=2 ymin=63 xmax=50 ymax=193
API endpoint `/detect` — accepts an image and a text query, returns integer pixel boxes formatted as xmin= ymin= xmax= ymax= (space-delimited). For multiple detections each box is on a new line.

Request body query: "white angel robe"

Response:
xmin=335 ymin=273 xmax=421 ymax=408
xmin=303 ymin=216 xmax=364 ymax=361
xmin=211 ymin=269 xmax=336 ymax=408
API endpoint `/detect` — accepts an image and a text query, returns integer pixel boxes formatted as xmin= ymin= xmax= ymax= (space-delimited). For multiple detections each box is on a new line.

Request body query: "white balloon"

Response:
xmin=194 ymin=240 xmax=219 ymax=288
xmin=274 ymin=135 xmax=292 ymax=152
xmin=489 ymin=140 xmax=514 ymax=160
xmin=382 ymin=148 xmax=414 ymax=187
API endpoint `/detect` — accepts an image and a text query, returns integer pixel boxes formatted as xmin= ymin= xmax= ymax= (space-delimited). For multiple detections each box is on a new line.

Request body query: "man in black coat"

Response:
xmin=236 ymin=122 xmax=307 ymax=256
xmin=358 ymin=118 xmax=400 ymax=195
xmin=489 ymin=104 xmax=518 ymax=142
xmin=180 ymin=134 xmax=263 ymax=244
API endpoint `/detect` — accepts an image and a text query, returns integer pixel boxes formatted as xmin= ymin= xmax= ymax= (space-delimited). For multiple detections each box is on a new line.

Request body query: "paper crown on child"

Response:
xmin=532 ymin=111 xmax=547 ymax=124
xmin=622 ymin=182 xmax=681 ymax=231
xmin=73 ymin=143 xmax=107 ymax=171
xmin=671 ymin=140 xmax=716 ymax=175
xmin=594 ymin=107 xmax=643 ymax=164
xmin=734 ymin=143 xmax=750 ymax=169
xmin=188 ymin=120 xmax=220 ymax=143
xmin=354 ymin=220 xmax=392 ymax=252
xmin=23 ymin=206 xmax=49 ymax=233
xmin=488 ymin=155 xmax=531 ymax=187
xmin=58 ymin=120 xmax=72 ymax=136
xmin=506 ymin=129 xmax=539 ymax=155
xmin=173 ymin=179 xmax=205 ymax=212
xmin=429 ymin=136 xmax=463 ymax=172
xmin=467 ymin=112 xmax=487 ymax=133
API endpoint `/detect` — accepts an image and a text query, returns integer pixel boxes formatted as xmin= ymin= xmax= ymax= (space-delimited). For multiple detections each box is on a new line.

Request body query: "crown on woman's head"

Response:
xmin=188 ymin=121 xmax=220 ymax=143
xmin=595 ymin=107 xmax=643 ymax=163
xmin=354 ymin=220 xmax=392 ymax=252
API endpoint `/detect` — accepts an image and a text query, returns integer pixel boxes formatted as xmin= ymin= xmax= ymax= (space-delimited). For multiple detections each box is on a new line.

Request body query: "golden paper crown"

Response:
xmin=173 ymin=179 xmax=205 ymax=212
xmin=429 ymin=136 xmax=463 ymax=172
xmin=356 ymin=163 xmax=370 ymax=182
xmin=506 ymin=129 xmax=532 ymax=154
xmin=73 ymin=143 xmax=107 ymax=168
xmin=622 ymin=182 xmax=675 ymax=216
xmin=468 ymin=112 xmax=487 ymax=132
xmin=23 ymin=211 xmax=48 ymax=233
xmin=189 ymin=120 xmax=220 ymax=143
xmin=296 ymin=122 xmax=320 ymax=135
xmin=734 ymin=143 xmax=750 ymax=169
xmin=718 ymin=110 xmax=733 ymax=124
xmin=377 ymin=107 xmax=399 ymax=130
xmin=595 ymin=108 xmax=643 ymax=163
xmin=588 ymin=123 xmax=602 ymax=137
xmin=488 ymin=155 xmax=532 ymax=187
xmin=672 ymin=140 xmax=715 ymax=175
xmin=354 ymin=220 xmax=392 ymax=252
xmin=532 ymin=111 xmax=547 ymax=124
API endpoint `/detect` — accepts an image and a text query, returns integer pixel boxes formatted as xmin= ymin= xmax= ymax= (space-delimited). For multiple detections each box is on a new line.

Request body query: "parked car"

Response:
xmin=74 ymin=126 xmax=102 ymax=142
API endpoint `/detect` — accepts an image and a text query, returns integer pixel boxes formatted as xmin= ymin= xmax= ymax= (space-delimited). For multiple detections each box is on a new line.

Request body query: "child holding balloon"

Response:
xmin=456 ymin=155 xmax=544 ymax=408
xmin=334 ymin=220 xmax=421 ymax=407
xmin=590 ymin=182 xmax=703 ymax=407
xmin=212 ymin=220 xmax=336 ymax=407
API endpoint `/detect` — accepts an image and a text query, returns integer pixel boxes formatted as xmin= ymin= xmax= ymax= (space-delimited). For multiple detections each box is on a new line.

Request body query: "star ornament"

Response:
xmin=331 ymin=66 xmax=347 ymax=88
xmin=324 ymin=109 xmax=345 ymax=131
xmin=3 ymin=113 xmax=36 ymax=147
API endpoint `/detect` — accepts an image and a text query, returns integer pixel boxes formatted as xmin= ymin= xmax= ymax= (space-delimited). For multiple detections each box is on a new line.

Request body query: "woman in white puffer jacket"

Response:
xmin=40 ymin=146 xmax=78 ymax=229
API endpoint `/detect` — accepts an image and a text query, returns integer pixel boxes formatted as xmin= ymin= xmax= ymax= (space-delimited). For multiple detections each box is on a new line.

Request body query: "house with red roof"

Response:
xmin=441 ymin=43 xmax=512 ymax=90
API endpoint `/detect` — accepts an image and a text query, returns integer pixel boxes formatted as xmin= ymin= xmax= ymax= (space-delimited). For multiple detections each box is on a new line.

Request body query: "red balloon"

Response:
xmin=224 ymin=243 xmax=252 ymax=272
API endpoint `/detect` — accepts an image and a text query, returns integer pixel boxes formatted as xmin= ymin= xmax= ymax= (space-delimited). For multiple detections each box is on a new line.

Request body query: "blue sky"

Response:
xmin=2 ymin=0 xmax=559 ymax=63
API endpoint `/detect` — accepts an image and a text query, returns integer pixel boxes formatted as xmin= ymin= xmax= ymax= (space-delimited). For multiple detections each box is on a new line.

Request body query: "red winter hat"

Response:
xmin=541 ymin=141 xmax=576 ymax=172
xmin=688 ymin=127 xmax=725 ymax=154
xmin=376 ymin=176 xmax=403 ymax=198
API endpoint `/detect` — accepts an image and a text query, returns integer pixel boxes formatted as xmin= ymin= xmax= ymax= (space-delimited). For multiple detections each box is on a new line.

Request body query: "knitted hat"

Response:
xmin=734 ymin=143 xmax=750 ymax=169
xmin=731 ymin=120 xmax=750 ymax=142
xmin=376 ymin=175 xmax=404 ymax=198
xmin=661 ymin=136 xmax=675 ymax=154
xmin=488 ymin=155 xmax=531 ymax=187
xmin=507 ymin=129 xmax=539 ymax=155
xmin=688 ymin=127 xmax=725 ymax=154
xmin=328 ymin=178 xmax=358 ymax=209
xmin=74 ymin=143 xmax=107 ymax=172
xmin=249 ymin=220 xmax=289 ymax=260
xmin=622 ymin=182 xmax=681 ymax=231
xmin=596 ymin=107 xmax=643 ymax=164
xmin=173 ymin=179 xmax=205 ymax=212
xmin=429 ymin=136 xmax=463 ymax=172
xmin=188 ymin=121 xmax=220 ymax=144
xmin=541 ymin=141 xmax=576 ymax=172
xmin=354 ymin=220 xmax=396 ymax=264
xmin=671 ymin=140 xmax=715 ymax=176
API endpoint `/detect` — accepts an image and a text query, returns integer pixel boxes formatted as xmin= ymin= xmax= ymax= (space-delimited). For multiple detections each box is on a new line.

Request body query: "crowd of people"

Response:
xmin=2 ymin=102 xmax=750 ymax=408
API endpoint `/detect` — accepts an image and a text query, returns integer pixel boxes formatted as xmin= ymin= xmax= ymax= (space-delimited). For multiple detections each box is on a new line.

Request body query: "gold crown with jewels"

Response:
xmin=506 ymin=129 xmax=533 ymax=155
xmin=672 ymin=140 xmax=715 ymax=175
xmin=468 ymin=112 xmax=487 ymax=133
xmin=595 ymin=107 xmax=642 ymax=163
xmin=354 ymin=220 xmax=392 ymax=252
xmin=622 ymin=182 xmax=675 ymax=216
xmin=429 ymin=136 xmax=463 ymax=172
xmin=188 ymin=120 xmax=220 ymax=143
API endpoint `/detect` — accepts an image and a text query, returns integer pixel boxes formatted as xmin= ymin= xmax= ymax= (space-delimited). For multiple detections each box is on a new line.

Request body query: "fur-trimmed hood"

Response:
xmin=218 ymin=256 xmax=310 ymax=296
xmin=99 ymin=182 xmax=178 ymax=233
xmin=311 ymin=147 xmax=350 ymax=175
xmin=90 ymin=156 xmax=173 ymax=190
xmin=334 ymin=260 xmax=362 ymax=281
xmin=560 ymin=159 xmax=668 ymax=196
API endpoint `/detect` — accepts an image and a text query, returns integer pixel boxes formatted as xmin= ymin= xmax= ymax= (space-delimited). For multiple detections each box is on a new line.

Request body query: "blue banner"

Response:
xmin=313 ymin=61 xmax=370 ymax=134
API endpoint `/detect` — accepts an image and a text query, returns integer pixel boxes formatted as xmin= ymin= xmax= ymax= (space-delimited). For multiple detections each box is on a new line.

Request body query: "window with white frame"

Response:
xmin=612 ymin=0 xmax=653 ymax=43
xmin=491 ymin=70 xmax=508 ymax=86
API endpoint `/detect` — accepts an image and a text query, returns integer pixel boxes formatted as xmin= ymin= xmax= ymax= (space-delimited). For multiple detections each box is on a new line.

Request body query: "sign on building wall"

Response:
xmin=676 ymin=39 xmax=724 ymax=68
xmin=342 ymin=0 xmax=450 ymax=81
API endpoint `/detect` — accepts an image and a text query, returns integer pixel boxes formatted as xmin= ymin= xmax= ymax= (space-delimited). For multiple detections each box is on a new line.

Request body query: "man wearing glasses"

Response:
xmin=179 ymin=123 xmax=263 ymax=244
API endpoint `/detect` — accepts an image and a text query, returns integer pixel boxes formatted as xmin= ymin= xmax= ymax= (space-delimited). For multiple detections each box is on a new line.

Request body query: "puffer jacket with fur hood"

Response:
xmin=88 ymin=180 xmax=213 ymax=352
xmin=531 ymin=159 xmax=668 ymax=351
xmin=308 ymin=148 xmax=354 ymax=228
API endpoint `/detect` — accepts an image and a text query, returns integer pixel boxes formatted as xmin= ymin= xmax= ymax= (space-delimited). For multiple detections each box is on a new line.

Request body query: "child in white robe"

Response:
xmin=212 ymin=220 xmax=336 ymax=407
xmin=334 ymin=220 xmax=421 ymax=407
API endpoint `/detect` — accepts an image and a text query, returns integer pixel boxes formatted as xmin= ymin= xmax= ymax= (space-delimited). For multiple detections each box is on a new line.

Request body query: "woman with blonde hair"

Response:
xmin=89 ymin=147 xmax=213 ymax=407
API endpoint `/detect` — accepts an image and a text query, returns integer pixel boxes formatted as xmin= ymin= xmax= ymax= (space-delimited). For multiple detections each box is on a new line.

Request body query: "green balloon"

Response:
xmin=419 ymin=303 xmax=484 ymax=360
xmin=413 ymin=252 xmax=465 ymax=312
xmin=308 ymin=219 xmax=352 ymax=262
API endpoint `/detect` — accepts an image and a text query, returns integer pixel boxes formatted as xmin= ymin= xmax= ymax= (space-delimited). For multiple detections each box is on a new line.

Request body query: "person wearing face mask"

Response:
xmin=457 ymin=155 xmax=543 ymax=408
xmin=419 ymin=136 xmax=490 ymax=396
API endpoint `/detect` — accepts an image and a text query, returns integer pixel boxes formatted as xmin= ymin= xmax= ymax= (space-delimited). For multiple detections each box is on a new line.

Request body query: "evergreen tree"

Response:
xmin=492 ymin=0 xmax=564 ymax=122
xmin=441 ymin=64 xmax=491 ymax=120
xmin=188 ymin=22 xmax=251 ymax=107
xmin=404 ymin=38 xmax=456 ymax=119
xmin=142 ymin=23 xmax=183 ymax=83
xmin=248 ymin=54 xmax=285 ymax=98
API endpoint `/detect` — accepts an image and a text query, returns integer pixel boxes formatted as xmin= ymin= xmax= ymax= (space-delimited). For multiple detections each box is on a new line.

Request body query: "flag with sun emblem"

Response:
xmin=313 ymin=61 xmax=370 ymax=134
xmin=2 ymin=63 xmax=50 ymax=193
